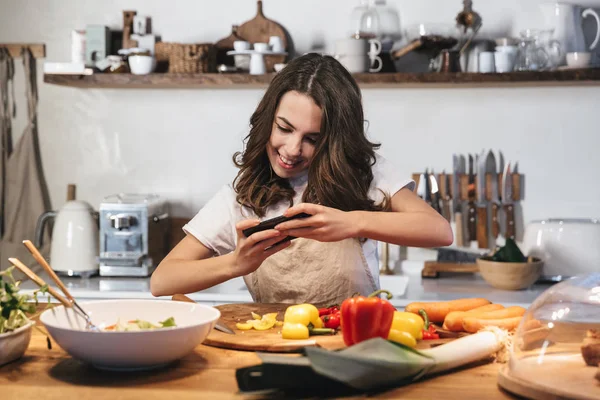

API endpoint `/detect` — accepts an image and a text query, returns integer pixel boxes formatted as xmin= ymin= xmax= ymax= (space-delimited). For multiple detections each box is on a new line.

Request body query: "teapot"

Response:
xmin=35 ymin=185 xmax=99 ymax=277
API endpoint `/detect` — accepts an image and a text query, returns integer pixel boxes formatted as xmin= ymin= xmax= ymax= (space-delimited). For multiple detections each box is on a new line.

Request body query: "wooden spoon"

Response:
xmin=21 ymin=240 xmax=100 ymax=331
xmin=8 ymin=257 xmax=70 ymax=307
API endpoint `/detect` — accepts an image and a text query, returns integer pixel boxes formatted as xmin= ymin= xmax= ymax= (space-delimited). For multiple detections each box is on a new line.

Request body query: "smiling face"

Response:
xmin=266 ymin=91 xmax=323 ymax=179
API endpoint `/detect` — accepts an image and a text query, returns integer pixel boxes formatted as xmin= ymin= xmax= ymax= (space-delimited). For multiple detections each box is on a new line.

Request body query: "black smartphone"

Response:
xmin=242 ymin=212 xmax=312 ymax=238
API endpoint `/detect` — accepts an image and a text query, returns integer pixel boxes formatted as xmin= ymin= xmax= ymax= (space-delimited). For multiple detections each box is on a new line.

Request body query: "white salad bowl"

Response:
xmin=39 ymin=299 xmax=220 ymax=371
xmin=0 ymin=321 xmax=34 ymax=367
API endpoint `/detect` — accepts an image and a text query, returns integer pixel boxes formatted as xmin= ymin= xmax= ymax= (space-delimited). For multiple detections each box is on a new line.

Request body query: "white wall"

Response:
xmin=1 ymin=0 xmax=600 ymax=233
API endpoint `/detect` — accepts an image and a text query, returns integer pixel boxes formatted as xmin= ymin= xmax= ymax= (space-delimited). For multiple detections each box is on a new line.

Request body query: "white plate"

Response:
xmin=227 ymin=50 xmax=287 ymax=56
xmin=40 ymin=299 xmax=220 ymax=371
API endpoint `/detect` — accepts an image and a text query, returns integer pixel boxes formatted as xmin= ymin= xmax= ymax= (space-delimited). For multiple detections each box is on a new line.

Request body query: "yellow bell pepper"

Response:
xmin=386 ymin=311 xmax=424 ymax=348
xmin=388 ymin=329 xmax=417 ymax=348
xmin=284 ymin=304 xmax=323 ymax=328
xmin=281 ymin=322 xmax=309 ymax=340
xmin=281 ymin=303 xmax=333 ymax=339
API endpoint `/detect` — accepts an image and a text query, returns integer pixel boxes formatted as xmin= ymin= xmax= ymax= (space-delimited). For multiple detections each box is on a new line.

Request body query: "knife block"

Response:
xmin=411 ymin=172 xmax=524 ymax=202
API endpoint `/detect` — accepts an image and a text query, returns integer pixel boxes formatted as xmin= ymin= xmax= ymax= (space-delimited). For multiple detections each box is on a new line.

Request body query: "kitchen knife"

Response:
xmin=501 ymin=162 xmax=515 ymax=240
xmin=452 ymin=155 xmax=465 ymax=247
xmin=172 ymin=294 xmax=236 ymax=335
xmin=424 ymin=168 xmax=433 ymax=208
xmin=467 ymin=154 xmax=477 ymax=243
xmin=486 ymin=151 xmax=500 ymax=240
xmin=476 ymin=150 xmax=488 ymax=249
xmin=416 ymin=172 xmax=426 ymax=200
xmin=440 ymin=170 xmax=452 ymax=222
xmin=429 ymin=170 xmax=442 ymax=215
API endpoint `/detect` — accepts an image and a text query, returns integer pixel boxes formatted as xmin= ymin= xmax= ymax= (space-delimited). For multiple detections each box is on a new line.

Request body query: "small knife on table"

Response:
xmin=501 ymin=162 xmax=515 ymax=240
xmin=476 ymin=151 xmax=489 ymax=249
xmin=172 ymin=294 xmax=236 ymax=335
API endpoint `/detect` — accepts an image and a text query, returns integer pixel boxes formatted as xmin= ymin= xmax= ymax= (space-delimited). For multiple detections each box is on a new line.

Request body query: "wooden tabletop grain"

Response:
xmin=0 ymin=305 xmax=518 ymax=400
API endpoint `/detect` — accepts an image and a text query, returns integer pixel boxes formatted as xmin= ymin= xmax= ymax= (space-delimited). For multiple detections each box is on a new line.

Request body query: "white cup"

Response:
xmin=233 ymin=41 xmax=251 ymax=71
xmin=479 ymin=51 xmax=495 ymax=73
xmin=495 ymin=45 xmax=518 ymax=57
xmin=494 ymin=51 xmax=514 ymax=73
xmin=253 ymin=42 xmax=269 ymax=52
xmin=336 ymin=54 xmax=370 ymax=73
xmin=269 ymin=36 xmax=283 ymax=53
xmin=335 ymin=38 xmax=369 ymax=57
xmin=233 ymin=40 xmax=250 ymax=51
xmin=128 ymin=55 xmax=155 ymax=75
xmin=566 ymin=52 xmax=591 ymax=68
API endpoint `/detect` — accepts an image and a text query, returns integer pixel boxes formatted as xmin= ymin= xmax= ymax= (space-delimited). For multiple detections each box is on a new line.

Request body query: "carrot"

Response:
xmin=470 ymin=306 xmax=526 ymax=320
xmin=443 ymin=304 xmax=505 ymax=331
xmin=462 ymin=316 xmax=523 ymax=333
xmin=404 ymin=298 xmax=491 ymax=323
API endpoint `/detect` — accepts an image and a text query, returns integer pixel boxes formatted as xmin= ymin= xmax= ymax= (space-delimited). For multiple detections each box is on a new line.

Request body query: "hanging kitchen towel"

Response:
xmin=0 ymin=47 xmax=51 ymax=275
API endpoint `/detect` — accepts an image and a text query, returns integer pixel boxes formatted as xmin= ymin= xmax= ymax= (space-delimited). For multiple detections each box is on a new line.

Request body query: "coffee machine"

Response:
xmin=98 ymin=194 xmax=170 ymax=277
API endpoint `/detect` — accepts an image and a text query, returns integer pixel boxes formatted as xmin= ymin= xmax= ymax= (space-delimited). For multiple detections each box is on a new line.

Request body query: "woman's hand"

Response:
xmin=231 ymin=219 xmax=291 ymax=276
xmin=274 ymin=203 xmax=359 ymax=242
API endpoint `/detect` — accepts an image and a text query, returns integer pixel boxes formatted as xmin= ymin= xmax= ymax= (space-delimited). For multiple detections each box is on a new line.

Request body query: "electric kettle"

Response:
xmin=35 ymin=185 xmax=99 ymax=277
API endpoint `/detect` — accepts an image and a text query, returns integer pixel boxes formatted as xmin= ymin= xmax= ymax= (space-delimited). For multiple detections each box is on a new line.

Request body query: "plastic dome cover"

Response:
xmin=498 ymin=272 xmax=600 ymax=399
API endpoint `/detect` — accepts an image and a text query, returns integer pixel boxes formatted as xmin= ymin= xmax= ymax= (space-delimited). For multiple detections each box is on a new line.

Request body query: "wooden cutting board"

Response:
xmin=236 ymin=0 xmax=290 ymax=71
xmin=203 ymin=303 xmax=457 ymax=353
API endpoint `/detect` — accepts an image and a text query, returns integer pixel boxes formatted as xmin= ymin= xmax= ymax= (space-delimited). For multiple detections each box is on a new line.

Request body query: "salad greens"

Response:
xmin=482 ymin=238 xmax=531 ymax=263
xmin=104 ymin=317 xmax=177 ymax=331
xmin=0 ymin=266 xmax=50 ymax=334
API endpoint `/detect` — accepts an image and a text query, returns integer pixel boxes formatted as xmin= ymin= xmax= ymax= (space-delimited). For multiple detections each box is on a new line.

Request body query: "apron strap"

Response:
xmin=22 ymin=48 xmax=38 ymax=124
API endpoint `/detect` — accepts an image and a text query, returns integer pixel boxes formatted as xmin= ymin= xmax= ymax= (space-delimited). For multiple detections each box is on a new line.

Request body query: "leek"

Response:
xmin=299 ymin=326 xmax=511 ymax=390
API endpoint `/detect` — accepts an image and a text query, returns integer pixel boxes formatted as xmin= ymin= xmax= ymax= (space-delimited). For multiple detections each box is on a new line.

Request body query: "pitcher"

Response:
xmin=539 ymin=2 xmax=600 ymax=64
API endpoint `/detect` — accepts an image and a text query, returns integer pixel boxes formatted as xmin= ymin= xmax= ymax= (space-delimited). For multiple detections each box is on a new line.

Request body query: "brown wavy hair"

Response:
xmin=232 ymin=53 xmax=390 ymax=217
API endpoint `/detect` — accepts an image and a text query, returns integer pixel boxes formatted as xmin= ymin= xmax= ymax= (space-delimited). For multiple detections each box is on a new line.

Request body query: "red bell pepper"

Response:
xmin=340 ymin=289 xmax=395 ymax=346
xmin=418 ymin=309 xmax=440 ymax=340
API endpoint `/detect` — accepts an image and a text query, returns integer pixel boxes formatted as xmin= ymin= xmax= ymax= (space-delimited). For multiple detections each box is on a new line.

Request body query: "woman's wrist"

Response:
xmin=222 ymin=252 xmax=241 ymax=279
xmin=349 ymin=210 xmax=367 ymax=238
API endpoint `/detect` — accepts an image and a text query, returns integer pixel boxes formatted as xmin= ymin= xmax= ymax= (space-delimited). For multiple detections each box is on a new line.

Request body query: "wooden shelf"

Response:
xmin=43 ymin=68 xmax=600 ymax=89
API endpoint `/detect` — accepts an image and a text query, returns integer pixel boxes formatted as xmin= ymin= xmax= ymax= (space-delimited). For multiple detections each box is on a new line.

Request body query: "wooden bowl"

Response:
xmin=476 ymin=258 xmax=544 ymax=290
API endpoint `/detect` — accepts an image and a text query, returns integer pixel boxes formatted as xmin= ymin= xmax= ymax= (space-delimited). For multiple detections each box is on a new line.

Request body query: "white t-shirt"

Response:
xmin=183 ymin=153 xmax=415 ymax=283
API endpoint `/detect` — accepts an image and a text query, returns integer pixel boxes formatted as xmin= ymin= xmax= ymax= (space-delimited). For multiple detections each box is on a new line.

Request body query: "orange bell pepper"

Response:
xmin=340 ymin=289 xmax=395 ymax=346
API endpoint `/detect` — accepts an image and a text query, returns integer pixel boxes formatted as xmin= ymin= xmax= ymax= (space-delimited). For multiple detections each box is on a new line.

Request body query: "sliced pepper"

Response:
xmin=340 ymin=289 xmax=396 ymax=346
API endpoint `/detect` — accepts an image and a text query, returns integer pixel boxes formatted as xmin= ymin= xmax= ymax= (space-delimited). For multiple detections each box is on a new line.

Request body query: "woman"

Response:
xmin=151 ymin=53 xmax=452 ymax=306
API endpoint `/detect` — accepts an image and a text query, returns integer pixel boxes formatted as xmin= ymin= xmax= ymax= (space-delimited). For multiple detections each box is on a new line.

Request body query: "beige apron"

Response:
xmin=244 ymin=237 xmax=379 ymax=308
xmin=0 ymin=48 xmax=51 ymax=274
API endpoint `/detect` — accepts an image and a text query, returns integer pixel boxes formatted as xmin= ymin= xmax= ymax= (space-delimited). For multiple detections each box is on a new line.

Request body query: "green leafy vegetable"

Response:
xmin=0 ymin=266 xmax=50 ymax=334
xmin=484 ymin=238 xmax=527 ymax=263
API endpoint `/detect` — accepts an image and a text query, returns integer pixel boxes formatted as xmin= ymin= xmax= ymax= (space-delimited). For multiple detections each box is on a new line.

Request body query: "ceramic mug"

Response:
xmin=335 ymin=54 xmax=370 ymax=73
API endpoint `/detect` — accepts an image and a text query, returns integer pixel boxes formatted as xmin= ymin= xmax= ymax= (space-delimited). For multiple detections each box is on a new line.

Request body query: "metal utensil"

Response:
xmin=440 ymin=170 xmax=452 ymax=222
xmin=486 ymin=151 xmax=500 ymax=240
xmin=172 ymin=294 xmax=236 ymax=335
xmin=467 ymin=154 xmax=477 ymax=243
xmin=456 ymin=0 xmax=482 ymax=34
xmin=476 ymin=150 xmax=488 ymax=248
xmin=452 ymin=154 xmax=466 ymax=247
xmin=21 ymin=240 xmax=100 ymax=331
xmin=501 ymin=162 xmax=515 ymax=240
xmin=429 ymin=170 xmax=442 ymax=215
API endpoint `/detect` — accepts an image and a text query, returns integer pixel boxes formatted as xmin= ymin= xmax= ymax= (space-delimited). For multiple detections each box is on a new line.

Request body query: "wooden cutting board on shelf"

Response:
xmin=203 ymin=303 xmax=458 ymax=353
xmin=236 ymin=0 xmax=290 ymax=71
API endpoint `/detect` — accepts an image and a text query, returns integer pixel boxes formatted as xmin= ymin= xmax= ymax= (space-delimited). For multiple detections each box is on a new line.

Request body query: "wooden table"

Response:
xmin=0 ymin=306 xmax=518 ymax=400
